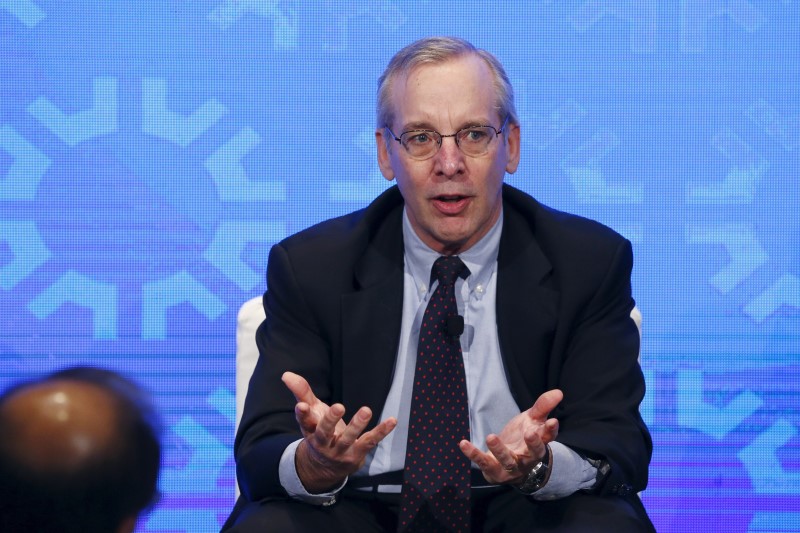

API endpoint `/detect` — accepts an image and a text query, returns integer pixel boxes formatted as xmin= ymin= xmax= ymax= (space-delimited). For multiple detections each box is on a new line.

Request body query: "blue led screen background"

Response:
xmin=1 ymin=2 xmax=799 ymax=531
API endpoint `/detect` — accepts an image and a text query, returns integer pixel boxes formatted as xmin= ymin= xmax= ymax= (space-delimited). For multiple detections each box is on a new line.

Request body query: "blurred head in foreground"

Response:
xmin=0 ymin=366 xmax=162 ymax=533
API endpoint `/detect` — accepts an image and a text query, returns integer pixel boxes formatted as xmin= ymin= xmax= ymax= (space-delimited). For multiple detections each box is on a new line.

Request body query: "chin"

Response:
xmin=432 ymin=233 xmax=471 ymax=254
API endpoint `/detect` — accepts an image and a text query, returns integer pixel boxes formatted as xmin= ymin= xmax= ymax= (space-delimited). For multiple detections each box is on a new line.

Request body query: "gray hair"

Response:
xmin=376 ymin=36 xmax=518 ymax=131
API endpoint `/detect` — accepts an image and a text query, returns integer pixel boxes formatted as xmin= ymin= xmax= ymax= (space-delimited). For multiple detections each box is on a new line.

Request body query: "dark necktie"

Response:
xmin=398 ymin=256 xmax=472 ymax=533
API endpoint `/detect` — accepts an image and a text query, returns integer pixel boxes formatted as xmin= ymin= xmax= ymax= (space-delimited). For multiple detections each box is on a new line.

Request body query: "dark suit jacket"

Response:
xmin=234 ymin=184 xmax=652 ymax=519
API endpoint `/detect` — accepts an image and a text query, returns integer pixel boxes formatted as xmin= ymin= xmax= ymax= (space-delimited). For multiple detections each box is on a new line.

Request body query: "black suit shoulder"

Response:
xmin=278 ymin=186 xmax=404 ymax=251
xmin=270 ymin=186 xmax=405 ymax=297
xmin=502 ymin=184 xmax=632 ymax=289
xmin=503 ymin=184 xmax=628 ymax=253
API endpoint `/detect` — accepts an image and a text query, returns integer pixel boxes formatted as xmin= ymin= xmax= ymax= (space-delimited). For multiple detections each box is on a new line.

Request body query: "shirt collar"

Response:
xmin=402 ymin=208 xmax=502 ymax=299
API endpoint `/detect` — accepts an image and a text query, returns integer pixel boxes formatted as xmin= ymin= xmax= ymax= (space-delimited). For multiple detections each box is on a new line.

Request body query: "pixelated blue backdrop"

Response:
xmin=1 ymin=1 xmax=798 ymax=531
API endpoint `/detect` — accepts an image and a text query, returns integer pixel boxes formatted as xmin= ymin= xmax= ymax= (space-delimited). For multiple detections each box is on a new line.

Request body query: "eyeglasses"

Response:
xmin=385 ymin=116 xmax=509 ymax=161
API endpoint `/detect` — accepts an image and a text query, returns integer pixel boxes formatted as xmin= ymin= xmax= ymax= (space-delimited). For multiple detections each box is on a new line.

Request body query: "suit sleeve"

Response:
xmin=234 ymin=242 xmax=334 ymax=502
xmin=553 ymin=239 xmax=652 ymax=497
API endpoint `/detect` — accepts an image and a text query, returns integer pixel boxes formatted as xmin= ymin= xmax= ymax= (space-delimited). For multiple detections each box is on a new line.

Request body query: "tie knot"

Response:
xmin=431 ymin=256 xmax=469 ymax=286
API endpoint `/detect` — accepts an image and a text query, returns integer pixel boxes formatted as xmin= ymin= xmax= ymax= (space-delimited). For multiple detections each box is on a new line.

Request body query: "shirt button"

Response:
xmin=475 ymin=284 xmax=484 ymax=294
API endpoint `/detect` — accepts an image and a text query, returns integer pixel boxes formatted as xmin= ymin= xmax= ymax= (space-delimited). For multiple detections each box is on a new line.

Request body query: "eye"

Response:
xmin=461 ymin=128 xmax=490 ymax=143
xmin=405 ymin=131 xmax=435 ymax=146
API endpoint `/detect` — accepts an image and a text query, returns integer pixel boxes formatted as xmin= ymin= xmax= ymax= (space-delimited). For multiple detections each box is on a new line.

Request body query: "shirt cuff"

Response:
xmin=278 ymin=438 xmax=347 ymax=506
xmin=530 ymin=441 xmax=597 ymax=501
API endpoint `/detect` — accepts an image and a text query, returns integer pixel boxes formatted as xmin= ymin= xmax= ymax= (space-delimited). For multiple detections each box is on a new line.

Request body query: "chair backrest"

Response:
xmin=235 ymin=295 xmax=265 ymax=436
xmin=234 ymin=295 xmax=265 ymax=500
xmin=630 ymin=305 xmax=642 ymax=362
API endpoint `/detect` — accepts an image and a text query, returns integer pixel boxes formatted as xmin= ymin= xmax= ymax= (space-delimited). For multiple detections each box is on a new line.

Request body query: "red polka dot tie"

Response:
xmin=398 ymin=256 xmax=471 ymax=533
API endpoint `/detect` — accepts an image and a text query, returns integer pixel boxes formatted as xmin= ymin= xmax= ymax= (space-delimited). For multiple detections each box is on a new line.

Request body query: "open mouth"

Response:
xmin=432 ymin=194 xmax=470 ymax=214
xmin=436 ymin=195 xmax=467 ymax=202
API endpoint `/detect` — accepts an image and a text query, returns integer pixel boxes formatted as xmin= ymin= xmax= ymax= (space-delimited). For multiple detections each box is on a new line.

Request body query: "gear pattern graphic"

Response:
xmin=561 ymin=129 xmax=645 ymax=207
xmin=208 ymin=0 xmax=407 ymax=52
xmin=0 ymin=220 xmax=50 ymax=290
xmin=680 ymin=0 xmax=766 ymax=53
xmin=145 ymin=387 xmax=236 ymax=532
xmin=571 ymin=0 xmax=658 ymax=53
xmin=328 ymin=127 xmax=390 ymax=204
xmin=519 ymin=97 xmax=587 ymax=152
xmin=513 ymin=81 xmax=587 ymax=154
xmin=675 ymin=370 xmax=800 ymax=531
xmin=209 ymin=0 xmax=299 ymax=49
xmin=0 ymin=0 xmax=44 ymax=27
xmin=0 ymin=77 xmax=286 ymax=339
xmin=511 ymin=80 xmax=645 ymax=244
xmin=681 ymin=99 xmax=800 ymax=528
xmin=688 ymin=103 xmax=800 ymax=323
xmin=677 ymin=370 xmax=763 ymax=440
xmin=318 ymin=0 xmax=405 ymax=52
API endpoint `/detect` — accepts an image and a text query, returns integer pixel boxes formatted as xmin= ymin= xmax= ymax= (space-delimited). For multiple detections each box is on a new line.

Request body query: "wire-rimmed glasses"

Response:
xmin=385 ymin=116 xmax=509 ymax=160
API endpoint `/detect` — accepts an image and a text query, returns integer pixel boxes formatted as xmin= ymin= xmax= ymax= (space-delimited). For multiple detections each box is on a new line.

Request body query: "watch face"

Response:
xmin=516 ymin=444 xmax=553 ymax=494
xmin=518 ymin=461 xmax=549 ymax=494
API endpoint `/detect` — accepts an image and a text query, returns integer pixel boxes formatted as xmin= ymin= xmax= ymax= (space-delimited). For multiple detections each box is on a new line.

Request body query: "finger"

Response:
xmin=458 ymin=440 xmax=491 ymax=467
xmin=354 ymin=416 xmax=398 ymax=452
xmin=458 ymin=439 xmax=503 ymax=474
xmin=337 ymin=407 xmax=373 ymax=448
xmin=458 ymin=439 xmax=477 ymax=457
xmin=526 ymin=389 xmax=564 ymax=421
xmin=314 ymin=403 xmax=346 ymax=444
xmin=486 ymin=434 xmax=519 ymax=475
xmin=541 ymin=418 xmax=559 ymax=443
xmin=282 ymin=372 xmax=318 ymax=405
xmin=459 ymin=440 xmax=504 ymax=483
xmin=523 ymin=427 xmax=547 ymax=460
xmin=294 ymin=402 xmax=318 ymax=435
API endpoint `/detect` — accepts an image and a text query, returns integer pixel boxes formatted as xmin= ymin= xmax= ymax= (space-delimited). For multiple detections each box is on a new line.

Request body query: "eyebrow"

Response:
xmin=400 ymin=119 xmax=494 ymax=132
xmin=401 ymin=121 xmax=436 ymax=131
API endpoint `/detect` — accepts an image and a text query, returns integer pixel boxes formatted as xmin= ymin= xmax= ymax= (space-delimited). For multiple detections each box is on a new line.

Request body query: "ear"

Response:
xmin=504 ymin=122 xmax=520 ymax=175
xmin=375 ymin=128 xmax=395 ymax=181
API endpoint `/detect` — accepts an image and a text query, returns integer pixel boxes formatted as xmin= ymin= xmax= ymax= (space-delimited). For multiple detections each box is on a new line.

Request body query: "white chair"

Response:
xmin=235 ymin=296 xmax=265 ymax=434
xmin=631 ymin=305 xmax=642 ymax=362
xmin=233 ymin=296 xmax=643 ymax=499
xmin=234 ymin=295 xmax=265 ymax=500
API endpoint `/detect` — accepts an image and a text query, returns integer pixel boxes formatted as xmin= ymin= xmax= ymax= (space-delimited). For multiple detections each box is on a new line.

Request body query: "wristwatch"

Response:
xmin=516 ymin=444 xmax=552 ymax=495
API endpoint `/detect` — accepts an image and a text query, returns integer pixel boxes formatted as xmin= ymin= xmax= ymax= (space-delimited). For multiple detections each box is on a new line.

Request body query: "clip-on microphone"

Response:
xmin=446 ymin=314 xmax=465 ymax=338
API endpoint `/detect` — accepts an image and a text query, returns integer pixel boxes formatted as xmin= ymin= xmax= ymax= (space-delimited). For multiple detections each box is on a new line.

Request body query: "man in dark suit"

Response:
xmin=224 ymin=36 xmax=653 ymax=532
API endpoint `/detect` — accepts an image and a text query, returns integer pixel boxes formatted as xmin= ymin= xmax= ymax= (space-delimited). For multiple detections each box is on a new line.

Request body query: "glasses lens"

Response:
xmin=400 ymin=131 xmax=440 ymax=159
xmin=456 ymin=127 xmax=496 ymax=156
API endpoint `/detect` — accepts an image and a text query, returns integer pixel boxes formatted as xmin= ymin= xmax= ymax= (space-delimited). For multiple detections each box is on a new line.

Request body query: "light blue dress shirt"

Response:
xmin=278 ymin=209 xmax=597 ymax=504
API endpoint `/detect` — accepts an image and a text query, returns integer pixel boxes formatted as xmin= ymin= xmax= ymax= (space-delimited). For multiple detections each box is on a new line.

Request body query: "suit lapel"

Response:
xmin=496 ymin=194 xmax=560 ymax=410
xmin=340 ymin=202 xmax=404 ymax=428
xmin=337 ymin=185 xmax=560 ymax=421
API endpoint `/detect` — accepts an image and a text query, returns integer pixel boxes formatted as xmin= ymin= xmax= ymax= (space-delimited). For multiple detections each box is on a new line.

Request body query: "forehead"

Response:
xmin=389 ymin=54 xmax=498 ymax=128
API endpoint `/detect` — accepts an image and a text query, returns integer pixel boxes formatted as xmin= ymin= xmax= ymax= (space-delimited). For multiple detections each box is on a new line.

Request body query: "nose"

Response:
xmin=432 ymin=136 xmax=465 ymax=178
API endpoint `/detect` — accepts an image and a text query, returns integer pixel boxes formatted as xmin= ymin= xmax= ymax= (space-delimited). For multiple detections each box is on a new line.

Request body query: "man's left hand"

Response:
xmin=459 ymin=389 xmax=563 ymax=485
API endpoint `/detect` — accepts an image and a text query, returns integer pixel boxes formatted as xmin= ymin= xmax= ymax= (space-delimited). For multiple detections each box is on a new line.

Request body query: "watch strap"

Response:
xmin=516 ymin=443 xmax=553 ymax=495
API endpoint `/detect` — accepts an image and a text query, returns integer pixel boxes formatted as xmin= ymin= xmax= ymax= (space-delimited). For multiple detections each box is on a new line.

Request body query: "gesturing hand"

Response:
xmin=282 ymin=372 xmax=397 ymax=493
xmin=459 ymin=389 xmax=563 ymax=486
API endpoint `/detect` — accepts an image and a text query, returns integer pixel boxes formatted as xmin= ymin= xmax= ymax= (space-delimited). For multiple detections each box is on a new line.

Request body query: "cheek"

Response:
xmin=396 ymin=167 xmax=430 ymax=195
xmin=475 ymin=163 xmax=505 ymax=194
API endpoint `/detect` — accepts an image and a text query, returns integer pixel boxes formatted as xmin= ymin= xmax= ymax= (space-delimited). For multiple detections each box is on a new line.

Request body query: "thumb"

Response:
xmin=527 ymin=389 xmax=563 ymax=421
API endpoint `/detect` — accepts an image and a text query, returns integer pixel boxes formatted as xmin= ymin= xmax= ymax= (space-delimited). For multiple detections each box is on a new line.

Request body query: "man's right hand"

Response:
xmin=282 ymin=371 xmax=397 ymax=494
